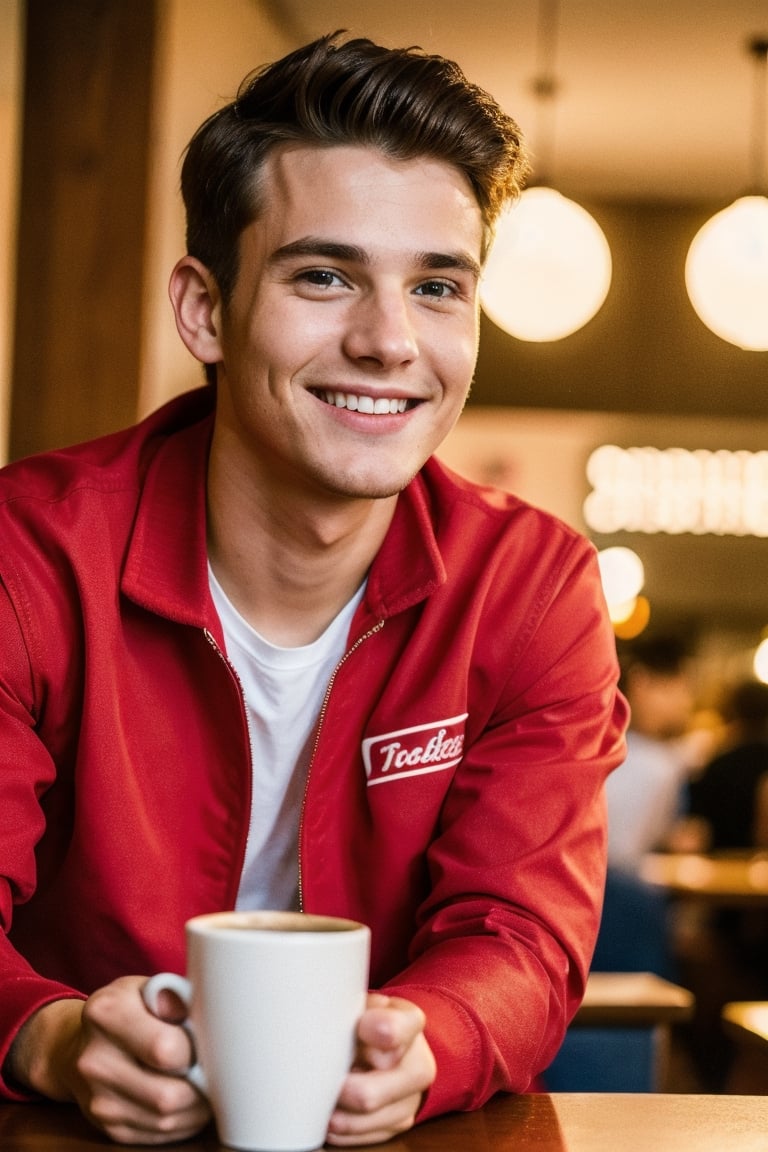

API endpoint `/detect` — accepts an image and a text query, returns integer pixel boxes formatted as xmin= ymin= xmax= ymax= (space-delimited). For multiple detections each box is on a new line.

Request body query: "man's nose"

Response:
xmin=342 ymin=289 xmax=419 ymax=368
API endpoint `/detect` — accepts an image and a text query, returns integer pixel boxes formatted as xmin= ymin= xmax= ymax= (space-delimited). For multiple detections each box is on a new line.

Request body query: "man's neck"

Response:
xmin=206 ymin=454 xmax=397 ymax=648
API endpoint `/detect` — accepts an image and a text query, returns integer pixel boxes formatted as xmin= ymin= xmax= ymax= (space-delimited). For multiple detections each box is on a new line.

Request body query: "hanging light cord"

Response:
xmin=748 ymin=37 xmax=768 ymax=194
xmin=531 ymin=0 xmax=560 ymax=184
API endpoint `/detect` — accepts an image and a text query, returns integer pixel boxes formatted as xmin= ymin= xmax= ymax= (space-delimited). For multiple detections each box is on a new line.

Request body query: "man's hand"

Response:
xmin=7 ymin=976 xmax=210 ymax=1145
xmin=327 ymin=993 xmax=436 ymax=1146
xmin=8 ymin=984 xmax=434 ymax=1147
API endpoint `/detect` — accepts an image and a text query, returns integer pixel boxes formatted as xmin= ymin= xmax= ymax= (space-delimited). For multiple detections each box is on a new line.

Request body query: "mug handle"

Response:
xmin=141 ymin=972 xmax=208 ymax=1095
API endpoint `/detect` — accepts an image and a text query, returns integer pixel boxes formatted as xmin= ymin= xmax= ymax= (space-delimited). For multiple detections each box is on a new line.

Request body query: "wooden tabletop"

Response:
xmin=722 ymin=1002 xmax=768 ymax=1094
xmin=3 ymin=1093 xmax=768 ymax=1151
xmin=640 ymin=851 xmax=768 ymax=906
xmin=722 ymin=1001 xmax=768 ymax=1051
xmin=574 ymin=971 xmax=694 ymax=1025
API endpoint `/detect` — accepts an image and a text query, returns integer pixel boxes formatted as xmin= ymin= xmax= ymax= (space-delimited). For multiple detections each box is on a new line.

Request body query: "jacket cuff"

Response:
xmin=379 ymin=981 xmax=521 ymax=1121
xmin=0 ymin=977 xmax=86 ymax=1101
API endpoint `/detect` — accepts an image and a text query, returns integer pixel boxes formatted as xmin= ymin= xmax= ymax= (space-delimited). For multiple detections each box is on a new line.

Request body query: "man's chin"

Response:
xmin=319 ymin=470 xmax=421 ymax=504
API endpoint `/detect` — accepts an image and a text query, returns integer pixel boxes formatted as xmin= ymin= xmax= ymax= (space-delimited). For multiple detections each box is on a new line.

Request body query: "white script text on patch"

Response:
xmin=362 ymin=714 xmax=468 ymax=786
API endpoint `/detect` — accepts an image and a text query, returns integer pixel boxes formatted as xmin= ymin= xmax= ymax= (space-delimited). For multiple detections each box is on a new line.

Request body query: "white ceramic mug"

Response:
xmin=142 ymin=910 xmax=370 ymax=1152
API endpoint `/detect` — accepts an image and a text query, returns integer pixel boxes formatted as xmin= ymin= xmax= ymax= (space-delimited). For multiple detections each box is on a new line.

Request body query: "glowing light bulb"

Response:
xmin=597 ymin=547 xmax=645 ymax=620
xmin=481 ymin=187 xmax=612 ymax=342
xmin=686 ymin=195 xmax=768 ymax=351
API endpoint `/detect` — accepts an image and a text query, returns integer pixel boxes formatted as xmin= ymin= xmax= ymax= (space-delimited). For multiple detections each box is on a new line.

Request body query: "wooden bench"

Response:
xmin=722 ymin=1001 xmax=768 ymax=1092
xmin=545 ymin=972 xmax=694 ymax=1092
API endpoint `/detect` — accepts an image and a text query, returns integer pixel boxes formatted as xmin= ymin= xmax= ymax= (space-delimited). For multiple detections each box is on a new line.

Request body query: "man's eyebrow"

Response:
xmin=419 ymin=251 xmax=482 ymax=279
xmin=268 ymin=237 xmax=481 ymax=279
xmin=268 ymin=238 xmax=369 ymax=265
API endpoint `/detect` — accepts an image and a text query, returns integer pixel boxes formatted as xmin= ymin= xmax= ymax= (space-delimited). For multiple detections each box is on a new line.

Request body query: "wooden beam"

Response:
xmin=10 ymin=0 xmax=157 ymax=460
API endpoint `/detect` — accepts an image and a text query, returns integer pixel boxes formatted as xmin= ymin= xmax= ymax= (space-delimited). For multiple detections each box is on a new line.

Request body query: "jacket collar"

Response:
xmin=122 ymin=389 xmax=447 ymax=628
xmin=364 ymin=462 xmax=447 ymax=619
xmin=121 ymin=393 xmax=216 ymax=627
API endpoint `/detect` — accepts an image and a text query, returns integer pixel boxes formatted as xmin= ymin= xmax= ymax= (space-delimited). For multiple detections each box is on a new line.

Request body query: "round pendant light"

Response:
xmin=481 ymin=186 xmax=612 ymax=342
xmin=480 ymin=0 xmax=612 ymax=343
xmin=686 ymin=195 xmax=768 ymax=350
xmin=685 ymin=38 xmax=768 ymax=351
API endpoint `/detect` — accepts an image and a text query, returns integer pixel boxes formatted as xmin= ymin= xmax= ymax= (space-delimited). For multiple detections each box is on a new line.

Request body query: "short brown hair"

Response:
xmin=181 ymin=31 xmax=529 ymax=304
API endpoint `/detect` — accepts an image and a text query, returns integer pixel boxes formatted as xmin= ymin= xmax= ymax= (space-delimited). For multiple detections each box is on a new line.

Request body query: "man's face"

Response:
xmin=212 ymin=144 xmax=484 ymax=503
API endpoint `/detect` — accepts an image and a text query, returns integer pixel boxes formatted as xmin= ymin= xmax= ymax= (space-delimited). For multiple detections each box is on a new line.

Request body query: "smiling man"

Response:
xmin=0 ymin=33 xmax=628 ymax=1147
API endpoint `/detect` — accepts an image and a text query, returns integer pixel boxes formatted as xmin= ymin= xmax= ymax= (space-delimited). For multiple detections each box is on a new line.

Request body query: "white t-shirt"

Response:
xmin=208 ymin=564 xmax=365 ymax=911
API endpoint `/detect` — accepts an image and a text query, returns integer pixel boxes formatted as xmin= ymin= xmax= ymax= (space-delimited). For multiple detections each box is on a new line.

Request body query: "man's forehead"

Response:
xmin=263 ymin=143 xmax=478 ymax=209
xmin=254 ymin=143 xmax=484 ymax=256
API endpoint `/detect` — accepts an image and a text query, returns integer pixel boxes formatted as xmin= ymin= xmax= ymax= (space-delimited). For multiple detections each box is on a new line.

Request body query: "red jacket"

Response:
xmin=0 ymin=388 xmax=627 ymax=1117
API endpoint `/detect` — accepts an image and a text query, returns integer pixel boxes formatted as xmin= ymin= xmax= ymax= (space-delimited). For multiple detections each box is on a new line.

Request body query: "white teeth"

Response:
xmin=317 ymin=391 xmax=409 ymax=414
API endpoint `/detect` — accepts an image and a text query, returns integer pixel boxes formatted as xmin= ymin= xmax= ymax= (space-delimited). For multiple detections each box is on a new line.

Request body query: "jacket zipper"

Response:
xmin=203 ymin=627 xmax=254 ymax=900
xmin=297 ymin=619 xmax=385 ymax=911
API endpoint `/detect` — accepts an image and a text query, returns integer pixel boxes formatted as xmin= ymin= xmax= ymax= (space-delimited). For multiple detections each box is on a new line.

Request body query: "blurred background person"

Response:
xmin=605 ymin=634 xmax=696 ymax=874
xmin=688 ymin=678 xmax=768 ymax=852
xmin=589 ymin=635 xmax=697 ymax=995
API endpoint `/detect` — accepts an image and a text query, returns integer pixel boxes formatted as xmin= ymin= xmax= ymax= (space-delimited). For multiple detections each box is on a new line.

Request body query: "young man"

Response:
xmin=0 ymin=33 xmax=627 ymax=1146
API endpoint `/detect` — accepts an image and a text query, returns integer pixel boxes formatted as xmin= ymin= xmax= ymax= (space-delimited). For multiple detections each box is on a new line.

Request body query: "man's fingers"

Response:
xmin=329 ymin=1007 xmax=436 ymax=1147
xmin=328 ymin=1071 xmax=423 ymax=1145
xmin=74 ymin=1036 xmax=210 ymax=1147
xmin=335 ymin=1063 xmax=427 ymax=1117
xmin=327 ymin=1106 xmax=419 ymax=1146
xmin=75 ymin=1044 xmax=210 ymax=1145
xmin=83 ymin=977 xmax=194 ymax=1074
xmin=358 ymin=994 xmax=427 ymax=1041
xmin=354 ymin=995 xmax=428 ymax=1069
xmin=71 ymin=975 xmax=211 ymax=1144
xmin=81 ymin=1091 xmax=210 ymax=1148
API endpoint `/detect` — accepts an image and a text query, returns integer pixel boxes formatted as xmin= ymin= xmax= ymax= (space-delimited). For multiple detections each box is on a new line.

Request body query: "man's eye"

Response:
xmin=297 ymin=269 xmax=345 ymax=289
xmin=415 ymin=280 xmax=455 ymax=298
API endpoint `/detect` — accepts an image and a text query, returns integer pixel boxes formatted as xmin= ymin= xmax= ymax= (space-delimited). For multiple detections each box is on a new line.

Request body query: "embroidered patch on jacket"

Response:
xmin=362 ymin=714 xmax=469 ymax=786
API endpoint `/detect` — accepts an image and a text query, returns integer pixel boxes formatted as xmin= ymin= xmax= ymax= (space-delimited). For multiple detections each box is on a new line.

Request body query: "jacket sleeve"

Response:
xmin=381 ymin=539 xmax=628 ymax=1119
xmin=0 ymin=582 xmax=84 ymax=1099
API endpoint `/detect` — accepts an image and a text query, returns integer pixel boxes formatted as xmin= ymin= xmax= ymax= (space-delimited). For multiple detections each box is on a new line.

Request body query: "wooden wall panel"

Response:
xmin=10 ymin=0 xmax=157 ymax=460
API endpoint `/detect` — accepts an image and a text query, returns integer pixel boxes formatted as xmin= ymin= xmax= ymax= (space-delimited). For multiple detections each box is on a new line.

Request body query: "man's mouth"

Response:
xmin=311 ymin=389 xmax=414 ymax=414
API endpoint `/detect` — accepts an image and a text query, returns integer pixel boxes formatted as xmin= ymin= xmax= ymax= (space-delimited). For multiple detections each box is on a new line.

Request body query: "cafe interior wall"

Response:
xmin=2 ymin=0 xmax=768 ymax=697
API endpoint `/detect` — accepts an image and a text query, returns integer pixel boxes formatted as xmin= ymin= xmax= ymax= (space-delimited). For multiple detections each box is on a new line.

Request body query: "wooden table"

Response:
xmin=640 ymin=851 xmax=768 ymax=906
xmin=723 ymin=1001 xmax=768 ymax=1049
xmin=574 ymin=971 xmax=693 ymax=1026
xmin=722 ymin=1001 xmax=768 ymax=1094
xmin=2 ymin=1093 xmax=768 ymax=1152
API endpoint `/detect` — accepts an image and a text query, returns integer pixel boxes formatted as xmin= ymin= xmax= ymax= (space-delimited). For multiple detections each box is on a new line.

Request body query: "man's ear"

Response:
xmin=168 ymin=256 xmax=223 ymax=365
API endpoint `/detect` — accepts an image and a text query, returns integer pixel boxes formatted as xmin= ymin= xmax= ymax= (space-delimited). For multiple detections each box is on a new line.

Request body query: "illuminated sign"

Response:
xmin=584 ymin=445 xmax=768 ymax=536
